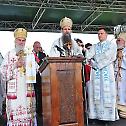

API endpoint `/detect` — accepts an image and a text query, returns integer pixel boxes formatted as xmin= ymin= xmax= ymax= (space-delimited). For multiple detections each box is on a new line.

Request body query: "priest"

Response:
xmin=0 ymin=28 xmax=37 ymax=126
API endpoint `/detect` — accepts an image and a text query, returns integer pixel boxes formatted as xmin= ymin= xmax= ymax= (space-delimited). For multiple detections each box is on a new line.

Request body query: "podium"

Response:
xmin=39 ymin=57 xmax=84 ymax=126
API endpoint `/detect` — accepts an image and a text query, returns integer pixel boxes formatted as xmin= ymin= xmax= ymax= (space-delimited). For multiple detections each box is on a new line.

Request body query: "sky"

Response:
xmin=0 ymin=31 xmax=115 ymax=57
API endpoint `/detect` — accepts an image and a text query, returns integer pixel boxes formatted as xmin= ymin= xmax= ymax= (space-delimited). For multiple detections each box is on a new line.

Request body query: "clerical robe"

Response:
xmin=49 ymin=38 xmax=82 ymax=57
xmin=115 ymin=47 xmax=126 ymax=118
xmin=85 ymin=40 xmax=119 ymax=121
xmin=0 ymin=48 xmax=37 ymax=126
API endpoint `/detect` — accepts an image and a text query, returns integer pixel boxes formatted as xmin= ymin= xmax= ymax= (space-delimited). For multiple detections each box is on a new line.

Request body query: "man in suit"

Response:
xmin=33 ymin=41 xmax=46 ymax=119
xmin=33 ymin=41 xmax=46 ymax=66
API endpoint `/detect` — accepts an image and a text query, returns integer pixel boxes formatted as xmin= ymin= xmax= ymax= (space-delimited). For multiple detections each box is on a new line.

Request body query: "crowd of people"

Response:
xmin=0 ymin=16 xmax=126 ymax=126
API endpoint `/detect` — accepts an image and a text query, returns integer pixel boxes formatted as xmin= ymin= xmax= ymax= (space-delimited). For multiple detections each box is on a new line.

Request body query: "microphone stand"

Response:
xmin=55 ymin=45 xmax=64 ymax=57
xmin=81 ymin=52 xmax=89 ymax=126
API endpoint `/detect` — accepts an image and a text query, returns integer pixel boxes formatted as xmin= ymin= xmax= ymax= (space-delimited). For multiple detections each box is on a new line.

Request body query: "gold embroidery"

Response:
xmin=28 ymin=61 xmax=32 ymax=68
xmin=26 ymin=76 xmax=36 ymax=81
xmin=16 ymin=50 xmax=26 ymax=74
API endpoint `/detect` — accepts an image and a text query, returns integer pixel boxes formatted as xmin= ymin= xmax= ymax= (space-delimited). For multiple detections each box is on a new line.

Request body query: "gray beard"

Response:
xmin=62 ymin=33 xmax=71 ymax=44
xmin=15 ymin=45 xmax=25 ymax=54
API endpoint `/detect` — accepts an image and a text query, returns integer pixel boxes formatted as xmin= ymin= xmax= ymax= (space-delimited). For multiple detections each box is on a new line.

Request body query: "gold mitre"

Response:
xmin=118 ymin=32 xmax=126 ymax=42
xmin=14 ymin=28 xmax=27 ymax=39
xmin=60 ymin=17 xmax=73 ymax=28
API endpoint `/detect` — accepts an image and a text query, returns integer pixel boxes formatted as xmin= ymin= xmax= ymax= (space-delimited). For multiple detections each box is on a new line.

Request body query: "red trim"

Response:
xmin=26 ymin=92 xmax=35 ymax=97
xmin=85 ymin=65 xmax=91 ymax=82
xmin=7 ymin=95 xmax=17 ymax=99
xmin=33 ymin=51 xmax=40 ymax=63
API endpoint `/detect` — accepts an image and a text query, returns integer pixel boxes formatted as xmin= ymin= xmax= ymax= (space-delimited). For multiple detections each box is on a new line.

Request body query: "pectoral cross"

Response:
xmin=11 ymin=58 xmax=16 ymax=63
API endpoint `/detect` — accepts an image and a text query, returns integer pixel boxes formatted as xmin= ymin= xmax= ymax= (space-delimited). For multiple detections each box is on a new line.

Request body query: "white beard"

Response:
xmin=15 ymin=44 xmax=25 ymax=54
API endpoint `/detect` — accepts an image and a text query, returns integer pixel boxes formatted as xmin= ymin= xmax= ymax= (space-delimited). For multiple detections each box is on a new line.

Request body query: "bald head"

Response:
xmin=33 ymin=41 xmax=41 ymax=53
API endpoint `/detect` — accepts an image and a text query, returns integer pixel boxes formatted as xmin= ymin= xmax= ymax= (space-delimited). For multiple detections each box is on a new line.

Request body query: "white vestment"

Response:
xmin=115 ymin=47 xmax=126 ymax=118
xmin=0 ymin=48 xmax=37 ymax=126
xmin=85 ymin=40 xmax=119 ymax=121
xmin=49 ymin=37 xmax=82 ymax=57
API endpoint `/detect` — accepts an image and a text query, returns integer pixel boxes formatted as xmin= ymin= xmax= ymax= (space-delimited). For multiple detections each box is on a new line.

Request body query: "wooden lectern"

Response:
xmin=39 ymin=57 xmax=84 ymax=126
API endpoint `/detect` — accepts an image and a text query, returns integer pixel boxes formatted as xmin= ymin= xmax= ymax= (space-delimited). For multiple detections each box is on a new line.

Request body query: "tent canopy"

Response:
xmin=0 ymin=0 xmax=125 ymax=34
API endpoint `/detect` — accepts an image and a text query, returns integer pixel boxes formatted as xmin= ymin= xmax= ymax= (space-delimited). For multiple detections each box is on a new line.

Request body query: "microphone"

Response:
xmin=74 ymin=38 xmax=83 ymax=43
xmin=54 ymin=45 xmax=64 ymax=56
xmin=74 ymin=38 xmax=84 ymax=47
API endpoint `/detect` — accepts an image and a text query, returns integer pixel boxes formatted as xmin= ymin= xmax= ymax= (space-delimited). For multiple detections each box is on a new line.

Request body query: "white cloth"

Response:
xmin=49 ymin=37 xmax=82 ymax=57
xmin=26 ymin=52 xmax=36 ymax=83
xmin=0 ymin=48 xmax=37 ymax=126
xmin=85 ymin=40 xmax=119 ymax=121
